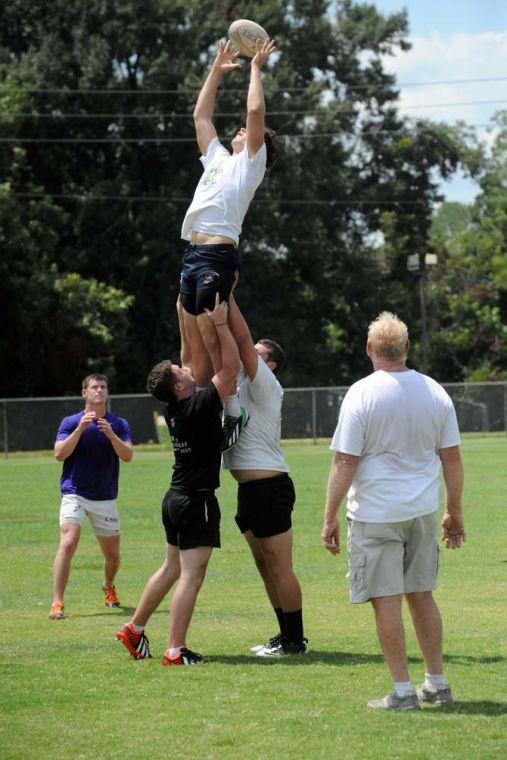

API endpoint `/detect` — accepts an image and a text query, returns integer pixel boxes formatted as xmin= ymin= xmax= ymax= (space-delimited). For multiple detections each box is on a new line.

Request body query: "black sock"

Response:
xmin=274 ymin=607 xmax=286 ymax=636
xmin=284 ymin=609 xmax=304 ymax=643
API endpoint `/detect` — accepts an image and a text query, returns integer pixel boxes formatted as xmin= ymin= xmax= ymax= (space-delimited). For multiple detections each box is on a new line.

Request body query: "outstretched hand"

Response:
xmin=251 ymin=38 xmax=276 ymax=69
xmin=212 ymin=39 xmax=242 ymax=75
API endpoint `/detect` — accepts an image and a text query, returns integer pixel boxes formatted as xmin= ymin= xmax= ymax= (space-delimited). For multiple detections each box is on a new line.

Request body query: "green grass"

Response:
xmin=1 ymin=438 xmax=506 ymax=759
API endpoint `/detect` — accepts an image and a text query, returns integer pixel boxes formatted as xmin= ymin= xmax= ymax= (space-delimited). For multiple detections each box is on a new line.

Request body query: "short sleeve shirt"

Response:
xmin=330 ymin=370 xmax=461 ymax=522
xmin=56 ymin=412 xmax=132 ymax=500
xmin=165 ymin=383 xmax=223 ymax=491
xmin=181 ymin=138 xmax=267 ymax=245
xmin=222 ymin=358 xmax=289 ymax=472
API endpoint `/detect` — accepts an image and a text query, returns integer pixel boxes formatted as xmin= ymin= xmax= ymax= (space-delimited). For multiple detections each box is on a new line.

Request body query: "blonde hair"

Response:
xmin=368 ymin=312 xmax=409 ymax=361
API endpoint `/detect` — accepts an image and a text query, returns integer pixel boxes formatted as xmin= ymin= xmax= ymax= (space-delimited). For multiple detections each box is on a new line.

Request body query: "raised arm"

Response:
xmin=227 ymin=293 xmax=258 ymax=380
xmin=176 ymin=297 xmax=192 ymax=369
xmin=246 ymin=38 xmax=276 ymax=157
xmin=205 ymin=295 xmax=241 ymax=403
xmin=193 ymin=40 xmax=242 ymax=155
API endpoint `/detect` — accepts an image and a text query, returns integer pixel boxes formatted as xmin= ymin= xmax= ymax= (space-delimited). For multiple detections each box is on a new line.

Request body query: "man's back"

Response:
xmin=332 ymin=370 xmax=460 ymax=522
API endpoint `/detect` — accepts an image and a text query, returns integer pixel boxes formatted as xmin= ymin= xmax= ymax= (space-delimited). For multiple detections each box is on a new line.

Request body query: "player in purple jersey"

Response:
xmin=49 ymin=374 xmax=133 ymax=620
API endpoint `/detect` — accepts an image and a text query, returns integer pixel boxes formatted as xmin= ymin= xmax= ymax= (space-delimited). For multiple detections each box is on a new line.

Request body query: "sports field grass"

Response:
xmin=1 ymin=437 xmax=506 ymax=759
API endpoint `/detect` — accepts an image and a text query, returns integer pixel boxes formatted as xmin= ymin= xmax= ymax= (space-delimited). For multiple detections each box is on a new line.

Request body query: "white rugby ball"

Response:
xmin=228 ymin=19 xmax=269 ymax=58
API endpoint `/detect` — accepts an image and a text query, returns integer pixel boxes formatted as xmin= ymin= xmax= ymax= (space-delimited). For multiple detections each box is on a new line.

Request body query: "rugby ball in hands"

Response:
xmin=228 ymin=19 xmax=269 ymax=57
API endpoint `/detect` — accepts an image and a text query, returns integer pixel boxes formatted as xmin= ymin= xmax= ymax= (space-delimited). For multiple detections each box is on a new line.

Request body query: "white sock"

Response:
xmin=393 ymin=680 xmax=413 ymax=697
xmin=225 ymin=394 xmax=240 ymax=417
xmin=131 ymin=623 xmax=145 ymax=633
xmin=168 ymin=646 xmax=183 ymax=657
xmin=424 ymin=673 xmax=446 ymax=691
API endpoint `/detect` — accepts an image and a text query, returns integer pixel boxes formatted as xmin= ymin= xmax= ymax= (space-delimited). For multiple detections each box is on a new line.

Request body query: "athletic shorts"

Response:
xmin=59 ymin=494 xmax=120 ymax=537
xmin=161 ymin=489 xmax=221 ymax=550
xmin=235 ymin=474 xmax=295 ymax=539
xmin=346 ymin=511 xmax=440 ymax=604
xmin=179 ymin=244 xmax=241 ymax=315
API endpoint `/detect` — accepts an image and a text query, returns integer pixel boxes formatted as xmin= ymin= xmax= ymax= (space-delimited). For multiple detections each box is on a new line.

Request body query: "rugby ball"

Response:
xmin=228 ymin=19 xmax=269 ymax=58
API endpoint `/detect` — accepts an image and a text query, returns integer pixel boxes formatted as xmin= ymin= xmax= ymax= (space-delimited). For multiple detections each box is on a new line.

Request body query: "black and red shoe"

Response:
xmin=116 ymin=623 xmax=151 ymax=659
xmin=162 ymin=647 xmax=204 ymax=666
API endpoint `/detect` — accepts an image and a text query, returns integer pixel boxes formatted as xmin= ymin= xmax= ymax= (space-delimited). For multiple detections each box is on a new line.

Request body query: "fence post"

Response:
xmin=312 ymin=389 xmax=317 ymax=445
xmin=3 ymin=401 xmax=8 ymax=459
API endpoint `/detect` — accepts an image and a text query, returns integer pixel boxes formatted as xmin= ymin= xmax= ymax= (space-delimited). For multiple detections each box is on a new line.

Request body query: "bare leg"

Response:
xmin=406 ymin=591 xmax=444 ymax=675
xmin=168 ymin=546 xmax=213 ymax=648
xmin=131 ymin=544 xmax=181 ymax=627
xmin=371 ymin=595 xmax=410 ymax=682
xmin=257 ymin=530 xmax=302 ymax=612
xmin=243 ymin=530 xmax=281 ymax=608
xmin=197 ymin=312 xmax=222 ymax=375
xmin=183 ymin=309 xmax=213 ymax=387
xmin=96 ymin=534 xmax=120 ymax=586
xmin=52 ymin=523 xmax=81 ymax=602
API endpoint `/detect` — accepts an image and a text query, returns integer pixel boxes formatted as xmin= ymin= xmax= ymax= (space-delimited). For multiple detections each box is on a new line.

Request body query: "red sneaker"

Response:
xmin=103 ymin=584 xmax=120 ymax=607
xmin=162 ymin=647 xmax=204 ymax=666
xmin=116 ymin=623 xmax=151 ymax=659
xmin=49 ymin=601 xmax=65 ymax=620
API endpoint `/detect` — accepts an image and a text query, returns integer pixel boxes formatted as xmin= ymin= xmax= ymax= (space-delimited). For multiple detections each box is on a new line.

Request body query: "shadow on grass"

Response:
xmin=71 ymin=605 xmax=169 ymax=618
xmin=423 ymin=701 xmax=506 ymax=717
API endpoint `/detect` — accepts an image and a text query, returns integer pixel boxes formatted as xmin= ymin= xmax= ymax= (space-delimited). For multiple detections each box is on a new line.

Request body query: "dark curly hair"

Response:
xmin=264 ymin=127 xmax=279 ymax=170
xmin=146 ymin=360 xmax=177 ymax=404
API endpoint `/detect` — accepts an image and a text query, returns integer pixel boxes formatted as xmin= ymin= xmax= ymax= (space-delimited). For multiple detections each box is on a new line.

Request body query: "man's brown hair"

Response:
xmin=264 ymin=127 xmax=279 ymax=170
xmin=258 ymin=338 xmax=285 ymax=374
xmin=146 ymin=360 xmax=178 ymax=404
xmin=82 ymin=374 xmax=108 ymax=390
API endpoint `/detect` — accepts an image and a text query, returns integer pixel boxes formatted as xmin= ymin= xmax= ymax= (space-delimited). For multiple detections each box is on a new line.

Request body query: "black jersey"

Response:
xmin=164 ymin=383 xmax=223 ymax=491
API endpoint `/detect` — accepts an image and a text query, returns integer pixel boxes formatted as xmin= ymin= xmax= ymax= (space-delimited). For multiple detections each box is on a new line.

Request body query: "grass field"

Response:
xmin=1 ymin=437 xmax=506 ymax=759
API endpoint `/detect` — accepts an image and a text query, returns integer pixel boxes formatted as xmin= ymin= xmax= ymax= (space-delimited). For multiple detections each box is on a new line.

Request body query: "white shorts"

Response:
xmin=59 ymin=494 xmax=121 ymax=537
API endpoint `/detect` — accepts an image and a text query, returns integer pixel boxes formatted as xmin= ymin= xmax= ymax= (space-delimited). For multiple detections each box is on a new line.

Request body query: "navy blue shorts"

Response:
xmin=179 ymin=244 xmax=242 ymax=316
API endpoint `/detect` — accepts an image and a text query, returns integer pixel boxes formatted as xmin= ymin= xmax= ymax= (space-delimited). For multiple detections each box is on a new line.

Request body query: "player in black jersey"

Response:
xmin=117 ymin=295 xmax=240 ymax=666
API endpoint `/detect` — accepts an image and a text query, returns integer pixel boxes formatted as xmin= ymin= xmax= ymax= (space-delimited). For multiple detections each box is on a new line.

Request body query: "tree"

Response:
xmin=0 ymin=0 xmax=477 ymax=394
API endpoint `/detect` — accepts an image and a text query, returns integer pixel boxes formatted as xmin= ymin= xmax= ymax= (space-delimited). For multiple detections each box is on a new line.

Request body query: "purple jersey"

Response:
xmin=56 ymin=412 xmax=132 ymax=500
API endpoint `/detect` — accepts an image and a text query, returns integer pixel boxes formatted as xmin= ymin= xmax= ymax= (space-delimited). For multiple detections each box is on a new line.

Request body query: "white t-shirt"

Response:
xmin=181 ymin=137 xmax=266 ymax=246
xmin=222 ymin=358 xmax=289 ymax=473
xmin=330 ymin=370 xmax=461 ymax=523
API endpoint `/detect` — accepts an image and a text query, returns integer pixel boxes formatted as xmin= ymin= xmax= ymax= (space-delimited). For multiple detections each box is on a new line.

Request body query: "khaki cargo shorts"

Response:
xmin=346 ymin=511 xmax=439 ymax=603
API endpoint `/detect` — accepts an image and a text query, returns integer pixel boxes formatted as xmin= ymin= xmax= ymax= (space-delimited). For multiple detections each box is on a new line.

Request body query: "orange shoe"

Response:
xmin=162 ymin=647 xmax=204 ymax=666
xmin=103 ymin=584 xmax=120 ymax=607
xmin=49 ymin=601 xmax=65 ymax=620
xmin=116 ymin=623 xmax=152 ymax=659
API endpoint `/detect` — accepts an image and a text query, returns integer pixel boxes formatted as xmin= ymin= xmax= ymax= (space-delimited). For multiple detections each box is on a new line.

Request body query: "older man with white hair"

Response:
xmin=322 ymin=312 xmax=465 ymax=710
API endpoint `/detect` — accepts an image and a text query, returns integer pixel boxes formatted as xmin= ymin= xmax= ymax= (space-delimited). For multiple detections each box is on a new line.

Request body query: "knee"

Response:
xmin=59 ymin=536 xmax=79 ymax=556
xmin=406 ymin=590 xmax=434 ymax=607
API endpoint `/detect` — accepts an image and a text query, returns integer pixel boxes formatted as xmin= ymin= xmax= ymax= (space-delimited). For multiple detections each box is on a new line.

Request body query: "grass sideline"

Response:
xmin=1 ymin=437 xmax=506 ymax=759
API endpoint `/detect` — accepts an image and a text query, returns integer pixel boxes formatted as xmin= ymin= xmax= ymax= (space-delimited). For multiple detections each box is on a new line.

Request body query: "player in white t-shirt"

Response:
xmin=222 ymin=294 xmax=307 ymax=657
xmin=179 ymin=38 xmax=278 ymax=406
xmin=322 ymin=312 xmax=465 ymax=710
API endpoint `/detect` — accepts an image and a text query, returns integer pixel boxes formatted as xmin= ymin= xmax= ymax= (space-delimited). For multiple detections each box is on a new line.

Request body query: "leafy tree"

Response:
xmin=426 ymin=112 xmax=507 ymax=380
xmin=0 ymin=0 xmax=480 ymax=394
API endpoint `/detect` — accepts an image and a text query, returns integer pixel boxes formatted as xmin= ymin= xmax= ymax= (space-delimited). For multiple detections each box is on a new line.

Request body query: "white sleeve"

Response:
xmin=438 ymin=402 xmax=461 ymax=449
xmin=330 ymin=391 xmax=365 ymax=456
xmin=199 ymin=137 xmax=230 ymax=169
xmin=248 ymin=357 xmax=279 ymax=406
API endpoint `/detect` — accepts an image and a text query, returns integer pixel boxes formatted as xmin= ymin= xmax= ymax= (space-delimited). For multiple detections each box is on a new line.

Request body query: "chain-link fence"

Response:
xmin=1 ymin=383 xmax=506 ymax=455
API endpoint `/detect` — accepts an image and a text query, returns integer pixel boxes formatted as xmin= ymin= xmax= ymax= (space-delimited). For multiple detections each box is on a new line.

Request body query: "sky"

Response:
xmin=367 ymin=0 xmax=507 ymax=202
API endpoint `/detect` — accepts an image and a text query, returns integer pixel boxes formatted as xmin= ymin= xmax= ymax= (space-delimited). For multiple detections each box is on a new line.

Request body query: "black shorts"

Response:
xmin=235 ymin=474 xmax=295 ymax=539
xmin=162 ymin=489 xmax=221 ymax=550
xmin=179 ymin=244 xmax=242 ymax=316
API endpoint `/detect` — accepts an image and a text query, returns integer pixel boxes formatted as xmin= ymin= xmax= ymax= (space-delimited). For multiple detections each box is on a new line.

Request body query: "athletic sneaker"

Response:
xmin=162 ymin=647 xmax=204 ymax=666
xmin=116 ymin=623 xmax=152 ymax=659
xmin=367 ymin=691 xmax=420 ymax=710
xmin=103 ymin=584 xmax=120 ymax=607
xmin=250 ymin=633 xmax=282 ymax=654
xmin=221 ymin=407 xmax=249 ymax=452
xmin=256 ymin=636 xmax=308 ymax=657
xmin=49 ymin=601 xmax=65 ymax=620
xmin=415 ymin=683 xmax=453 ymax=705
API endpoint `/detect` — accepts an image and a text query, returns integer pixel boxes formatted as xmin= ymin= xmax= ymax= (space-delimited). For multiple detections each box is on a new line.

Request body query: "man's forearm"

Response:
xmin=247 ymin=65 xmax=265 ymax=113
xmin=54 ymin=428 xmax=82 ymax=461
xmin=109 ymin=435 xmax=133 ymax=462
xmin=442 ymin=462 xmax=464 ymax=513
xmin=227 ymin=295 xmax=253 ymax=348
xmin=215 ymin=322 xmax=240 ymax=374
xmin=194 ymin=69 xmax=222 ymax=120
xmin=324 ymin=456 xmax=359 ymax=519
